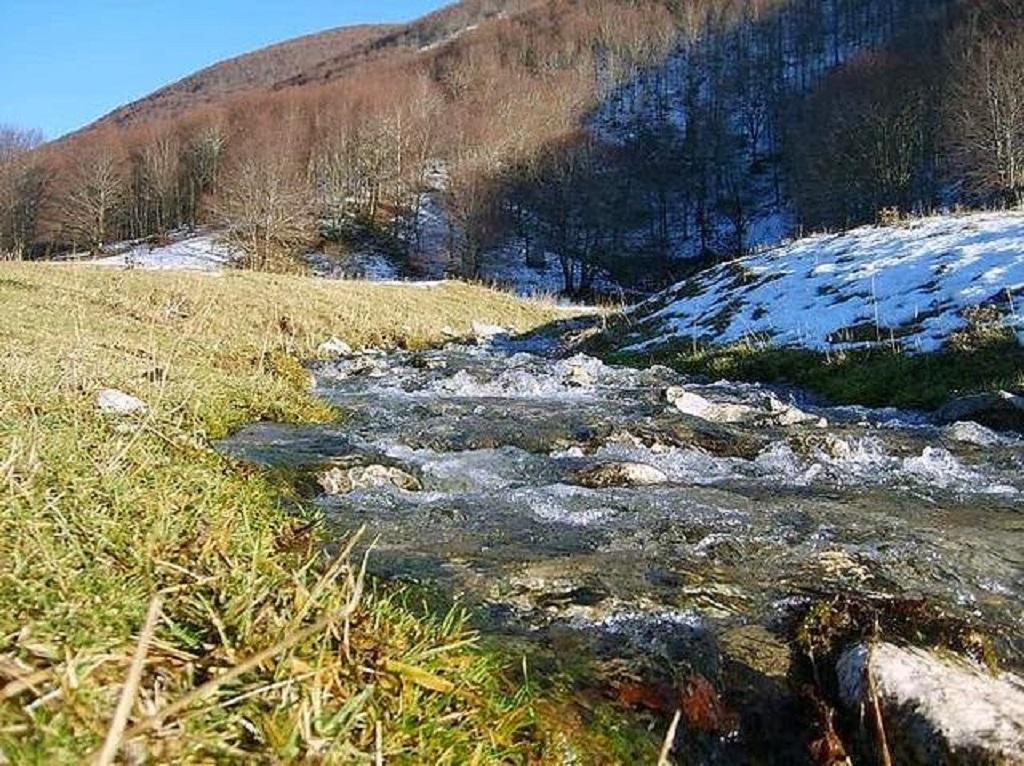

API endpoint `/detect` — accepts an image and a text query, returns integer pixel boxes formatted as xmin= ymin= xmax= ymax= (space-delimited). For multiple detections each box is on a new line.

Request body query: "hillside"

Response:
xmin=592 ymin=210 xmax=1024 ymax=412
xmin=615 ymin=211 xmax=1024 ymax=355
xmin=95 ymin=24 xmax=395 ymax=127
xmin=279 ymin=0 xmax=542 ymax=87
xmin=2 ymin=0 xmax=1021 ymax=298
xmin=88 ymin=0 xmax=540 ymax=130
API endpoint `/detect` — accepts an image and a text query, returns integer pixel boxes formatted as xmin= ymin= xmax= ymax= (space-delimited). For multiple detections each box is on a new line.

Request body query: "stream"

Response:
xmin=220 ymin=326 xmax=1024 ymax=762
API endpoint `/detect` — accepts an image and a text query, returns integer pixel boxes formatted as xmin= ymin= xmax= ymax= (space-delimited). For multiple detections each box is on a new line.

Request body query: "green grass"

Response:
xmin=608 ymin=338 xmax=1024 ymax=411
xmin=0 ymin=263 xmax=614 ymax=763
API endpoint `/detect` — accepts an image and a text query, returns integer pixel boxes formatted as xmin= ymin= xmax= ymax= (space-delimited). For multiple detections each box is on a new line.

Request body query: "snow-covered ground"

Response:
xmin=306 ymin=250 xmax=400 ymax=281
xmin=89 ymin=232 xmax=235 ymax=271
xmin=80 ymin=230 xmax=404 ymax=282
xmin=70 ymin=224 xmax=599 ymax=299
xmin=620 ymin=211 xmax=1024 ymax=354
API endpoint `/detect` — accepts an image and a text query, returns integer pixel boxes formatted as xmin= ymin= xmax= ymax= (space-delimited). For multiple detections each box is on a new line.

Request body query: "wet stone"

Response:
xmin=318 ymin=463 xmax=421 ymax=495
xmin=570 ymin=461 xmax=669 ymax=488
xmin=719 ymin=625 xmax=792 ymax=682
xmin=943 ymin=420 xmax=1009 ymax=447
xmin=838 ymin=642 xmax=1024 ymax=765
xmin=668 ymin=386 xmax=758 ymax=423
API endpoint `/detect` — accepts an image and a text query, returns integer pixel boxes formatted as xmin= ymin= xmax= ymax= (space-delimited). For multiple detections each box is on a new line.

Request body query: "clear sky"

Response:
xmin=0 ymin=0 xmax=448 ymax=140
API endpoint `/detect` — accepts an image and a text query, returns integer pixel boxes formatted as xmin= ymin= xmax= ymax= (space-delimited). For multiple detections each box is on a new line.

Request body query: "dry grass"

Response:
xmin=0 ymin=264 xmax=573 ymax=763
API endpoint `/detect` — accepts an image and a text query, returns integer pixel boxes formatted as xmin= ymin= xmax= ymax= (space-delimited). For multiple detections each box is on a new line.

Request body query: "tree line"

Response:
xmin=1 ymin=0 xmax=680 ymax=269
xmin=786 ymin=0 xmax=1024 ymax=230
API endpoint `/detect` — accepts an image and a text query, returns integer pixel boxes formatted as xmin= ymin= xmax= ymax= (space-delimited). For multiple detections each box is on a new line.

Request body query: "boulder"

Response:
xmin=943 ymin=421 xmax=1005 ymax=447
xmin=937 ymin=391 xmax=1024 ymax=433
xmin=666 ymin=386 xmax=712 ymax=416
xmin=318 ymin=464 xmax=421 ymax=495
xmin=623 ymin=413 xmax=767 ymax=460
xmin=95 ymin=388 xmax=147 ymax=416
xmin=762 ymin=394 xmax=823 ymax=427
xmin=666 ymin=387 xmax=757 ymax=424
xmin=472 ymin=321 xmax=510 ymax=342
xmin=317 ymin=336 xmax=353 ymax=357
xmin=837 ymin=642 xmax=1024 ymax=765
xmin=571 ymin=461 xmax=668 ymax=488
xmin=667 ymin=388 xmax=825 ymax=428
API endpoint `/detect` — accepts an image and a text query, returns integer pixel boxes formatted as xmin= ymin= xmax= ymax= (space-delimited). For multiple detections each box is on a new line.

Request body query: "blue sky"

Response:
xmin=0 ymin=0 xmax=448 ymax=139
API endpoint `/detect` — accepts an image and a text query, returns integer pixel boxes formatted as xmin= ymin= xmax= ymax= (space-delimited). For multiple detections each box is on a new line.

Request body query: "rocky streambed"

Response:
xmin=220 ymin=327 xmax=1024 ymax=764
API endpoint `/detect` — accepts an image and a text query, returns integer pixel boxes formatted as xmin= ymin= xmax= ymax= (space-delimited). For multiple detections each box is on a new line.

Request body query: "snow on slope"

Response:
xmin=620 ymin=211 xmax=1024 ymax=354
xmin=91 ymin=233 xmax=235 ymax=271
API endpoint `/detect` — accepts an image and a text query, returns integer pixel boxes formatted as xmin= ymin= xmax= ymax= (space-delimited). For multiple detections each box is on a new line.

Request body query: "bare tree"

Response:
xmin=212 ymin=153 xmax=315 ymax=271
xmin=946 ymin=22 xmax=1024 ymax=205
xmin=57 ymin=142 xmax=127 ymax=253
xmin=135 ymin=130 xmax=182 ymax=236
xmin=443 ymin=162 xmax=503 ymax=277
xmin=0 ymin=126 xmax=45 ymax=259
xmin=786 ymin=51 xmax=937 ymax=229
xmin=182 ymin=120 xmax=227 ymax=223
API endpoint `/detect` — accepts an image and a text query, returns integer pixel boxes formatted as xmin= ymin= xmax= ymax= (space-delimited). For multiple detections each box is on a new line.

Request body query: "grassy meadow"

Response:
xmin=0 ymin=263 xmax=627 ymax=763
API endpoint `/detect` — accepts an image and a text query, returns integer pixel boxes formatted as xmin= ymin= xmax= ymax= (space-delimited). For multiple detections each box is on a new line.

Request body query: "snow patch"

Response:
xmin=623 ymin=211 xmax=1024 ymax=354
xmin=90 ymin=232 xmax=234 ymax=271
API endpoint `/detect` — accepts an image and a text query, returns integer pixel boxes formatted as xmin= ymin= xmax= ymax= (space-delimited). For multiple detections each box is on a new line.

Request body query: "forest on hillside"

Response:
xmin=0 ymin=0 xmax=1021 ymax=294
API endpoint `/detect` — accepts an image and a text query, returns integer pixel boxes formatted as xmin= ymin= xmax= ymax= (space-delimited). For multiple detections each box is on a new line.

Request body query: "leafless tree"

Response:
xmin=0 ymin=126 xmax=45 ymax=259
xmin=136 ymin=131 xmax=182 ymax=236
xmin=57 ymin=142 xmax=127 ymax=253
xmin=946 ymin=23 xmax=1024 ymax=205
xmin=212 ymin=153 xmax=315 ymax=271
xmin=443 ymin=161 xmax=503 ymax=277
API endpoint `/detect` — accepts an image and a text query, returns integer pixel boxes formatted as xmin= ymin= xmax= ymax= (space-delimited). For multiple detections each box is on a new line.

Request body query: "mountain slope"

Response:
xmin=95 ymin=24 xmax=396 ymax=128
xmin=7 ymin=0 xmax=1021 ymax=302
xmin=279 ymin=0 xmax=542 ymax=87
xmin=89 ymin=0 xmax=540 ymax=130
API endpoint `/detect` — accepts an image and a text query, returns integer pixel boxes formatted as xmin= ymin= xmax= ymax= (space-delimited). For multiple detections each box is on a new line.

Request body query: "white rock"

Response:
xmin=763 ymin=394 xmax=819 ymax=426
xmin=667 ymin=387 xmax=713 ymax=417
xmin=95 ymin=388 xmax=147 ymax=416
xmin=472 ymin=321 xmax=510 ymax=342
xmin=943 ymin=420 xmax=1005 ymax=447
xmin=317 ymin=337 xmax=353 ymax=357
xmin=572 ymin=462 xmax=669 ymax=488
xmin=667 ymin=387 xmax=755 ymax=423
xmin=838 ymin=642 xmax=1024 ymax=764
xmin=318 ymin=464 xmax=421 ymax=495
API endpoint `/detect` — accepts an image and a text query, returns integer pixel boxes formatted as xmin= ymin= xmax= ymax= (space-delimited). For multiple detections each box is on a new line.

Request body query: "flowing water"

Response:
xmin=220 ymin=328 xmax=1024 ymax=761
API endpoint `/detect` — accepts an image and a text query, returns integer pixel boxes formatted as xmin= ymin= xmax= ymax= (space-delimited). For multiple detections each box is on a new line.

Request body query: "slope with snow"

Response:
xmin=90 ymin=233 xmax=236 ymax=272
xmin=618 ymin=211 xmax=1024 ymax=354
